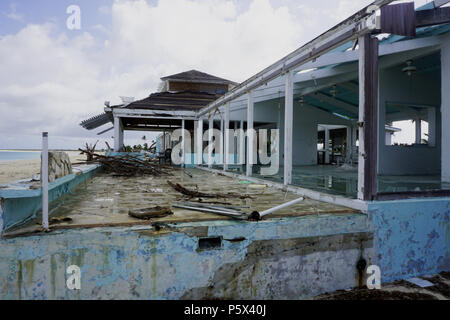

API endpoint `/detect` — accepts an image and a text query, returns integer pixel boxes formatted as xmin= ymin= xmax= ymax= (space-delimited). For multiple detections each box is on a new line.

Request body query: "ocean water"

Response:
xmin=0 ymin=151 xmax=41 ymax=162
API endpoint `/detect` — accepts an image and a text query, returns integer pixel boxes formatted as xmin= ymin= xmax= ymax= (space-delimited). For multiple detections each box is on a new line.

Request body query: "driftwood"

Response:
xmin=78 ymin=149 xmax=172 ymax=176
xmin=81 ymin=141 xmax=99 ymax=161
xmin=167 ymin=181 xmax=253 ymax=199
xmin=128 ymin=206 xmax=173 ymax=220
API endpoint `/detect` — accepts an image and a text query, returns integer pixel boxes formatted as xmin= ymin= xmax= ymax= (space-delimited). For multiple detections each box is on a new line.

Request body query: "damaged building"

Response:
xmin=0 ymin=0 xmax=449 ymax=299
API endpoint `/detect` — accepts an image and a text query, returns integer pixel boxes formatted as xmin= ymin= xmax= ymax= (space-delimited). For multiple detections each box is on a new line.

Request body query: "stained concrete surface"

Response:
xmin=5 ymin=168 xmax=358 ymax=236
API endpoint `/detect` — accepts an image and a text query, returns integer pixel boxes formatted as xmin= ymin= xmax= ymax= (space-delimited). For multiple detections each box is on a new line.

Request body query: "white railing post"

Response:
xmin=246 ymin=91 xmax=254 ymax=176
xmin=42 ymin=132 xmax=49 ymax=230
xmin=224 ymin=103 xmax=230 ymax=171
xmin=181 ymin=119 xmax=185 ymax=167
xmin=284 ymin=70 xmax=293 ymax=185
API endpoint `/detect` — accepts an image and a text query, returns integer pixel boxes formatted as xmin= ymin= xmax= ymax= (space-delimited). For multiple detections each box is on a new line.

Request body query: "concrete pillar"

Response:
xmin=238 ymin=120 xmax=244 ymax=165
xmin=196 ymin=118 xmax=203 ymax=165
xmin=427 ymin=107 xmax=436 ymax=147
xmin=247 ymin=91 xmax=254 ymax=176
xmin=162 ymin=130 xmax=166 ymax=151
xmin=346 ymin=126 xmax=352 ymax=163
xmin=324 ymin=127 xmax=330 ymax=164
xmin=224 ymin=103 xmax=230 ymax=171
xmin=352 ymin=125 xmax=357 ymax=163
xmin=114 ymin=116 xmax=124 ymax=152
xmin=442 ymin=38 xmax=450 ymax=182
xmin=208 ymin=116 xmax=214 ymax=168
xmin=284 ymin=71 xmax=293 ymax=185
xmin=415 ymin=118 xmax=422 ymax=144
xmin=181 ymin=119 xmax=185 ymax=167
xmin=220 ymin=116 xmax=224 ymax=166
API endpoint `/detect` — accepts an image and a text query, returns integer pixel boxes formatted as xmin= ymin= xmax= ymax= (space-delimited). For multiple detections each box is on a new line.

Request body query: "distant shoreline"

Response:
xmin=0 ymin=149 xmax=78 ymax=152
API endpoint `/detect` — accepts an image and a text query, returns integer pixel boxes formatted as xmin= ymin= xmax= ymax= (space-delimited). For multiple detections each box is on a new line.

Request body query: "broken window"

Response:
xmin=384 ymin=103 xmax=436 ymax=147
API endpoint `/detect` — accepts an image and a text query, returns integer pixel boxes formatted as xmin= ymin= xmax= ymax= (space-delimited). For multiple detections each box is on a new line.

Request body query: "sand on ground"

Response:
xmin=0 ymin=151 xmax=86 ymax=185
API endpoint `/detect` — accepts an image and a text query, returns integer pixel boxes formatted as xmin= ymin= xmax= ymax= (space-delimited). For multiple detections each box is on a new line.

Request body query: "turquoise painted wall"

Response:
xmin=0 ymin=165 xmax=101 ymax=231
xmin=369 ymin=197 xmax=450 ymax=282
xmin=0 ymin=214 xmax=372 ymax=299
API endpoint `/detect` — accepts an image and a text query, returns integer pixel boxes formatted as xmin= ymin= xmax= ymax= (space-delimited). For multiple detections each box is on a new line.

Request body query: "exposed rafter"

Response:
xmin=311 ymin=92 xmax=359 ymax=115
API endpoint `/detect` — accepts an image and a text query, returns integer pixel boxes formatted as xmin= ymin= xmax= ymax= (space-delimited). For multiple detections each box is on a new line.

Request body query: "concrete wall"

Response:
xmin=378 ymin=66 xmax=442 ymax=175
xmin=0 ymin=165 xmax=101 ymax=231
xmin=0 ymin=214 xmax=373 ymax=300
xmin=369 ymin=197 xmax=450 ymax=282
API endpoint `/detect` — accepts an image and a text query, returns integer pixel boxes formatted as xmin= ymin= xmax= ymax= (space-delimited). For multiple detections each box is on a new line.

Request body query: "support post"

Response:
xmin=224 ymin=103 xmax=230 ymax=171
xmin=246 ymin=91 xmax=254 ymax=176
xmin=114 ymin=116 xmax=124 ymax=152
xmin=442 ymin=37 xmax=450 ymax=182
xmin=358 ymin=34 xmax=379 ymax=201
xmin=324 ymin=127 xmax=330 ymax=164
xmin=163 ymin=130 xmax=166 ymax=152
xmin=220 ymin=116 xmax=224 ymax=166
xmin=239 ymin=120 xmax=244 ymax=165
xmin=415 ymin=118 xmax=422 ymax=144
xmin=41 ymin=132 xmax=49 ymax=230
xmin=181 ymin=119 xmax=185 ymax=167
xmin=352 ymin=125 xmax=357 ymax=164
xmin=196 ymin=118 xmax=203 ymax=165
xmin=208 ymin=116 xmax=214 ymax=168
xmin=346 ymin=126 xmax=352 ymax=163
xmin=284 ymin=70 xmax=293 ymax=185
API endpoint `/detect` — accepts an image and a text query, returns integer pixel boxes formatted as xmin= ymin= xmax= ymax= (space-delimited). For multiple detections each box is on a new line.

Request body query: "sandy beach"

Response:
xmin=0 ymin=151 xmax=85 ymax=185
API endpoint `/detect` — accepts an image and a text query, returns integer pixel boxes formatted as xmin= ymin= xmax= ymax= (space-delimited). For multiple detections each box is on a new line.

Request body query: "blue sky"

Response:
xmin=0 ymin=0 xmax=112 ymax=36
xmin=0 ymin=0 xmax=432 ymax=150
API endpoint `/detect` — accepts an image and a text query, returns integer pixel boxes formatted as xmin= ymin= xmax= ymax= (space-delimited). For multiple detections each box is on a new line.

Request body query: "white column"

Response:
xmin=208 ymin=116 xmax=214 ymax=168
xmin=181 ymin=119 xmax=185 ymax=167
xmin=427 ymin=107 xmax=436 ymax=147
xmin=41 ymin=132 xmax=49 ymax=230
xmin=224 ymin=103 xmax=230 ymax=171
xmin=246 ymin=91 xmax=254 ymax=176
xmin=114 ymin=116 xmax=124 ymax=152
xmin=346 ymin=126 xmax=352 ymax=163
xmin=284 ymin=71 xmax=293 ymax=185
xmin=162 ymin=130 xmax=166 ymax=151
xmin=239 ymin=120 xmax=244 ymax=165
xmin=324 ymin=127 xmax=330 ymax=164
xmin=196 ymin=118 xmax=203 ymax=165
xmin=220 ymin=116 xmax=224 ymax=166
xmin=415 ymin=118 xmax=422 ymax=144
xmin=352 ymin=125 xmax=357 ymax=164
xmin=442 ymin=37 xmax=450 ymax=182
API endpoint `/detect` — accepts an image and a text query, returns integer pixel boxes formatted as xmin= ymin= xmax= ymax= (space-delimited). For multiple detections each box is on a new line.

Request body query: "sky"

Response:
xmin=0 ymin=0 xmax=433 ymax=150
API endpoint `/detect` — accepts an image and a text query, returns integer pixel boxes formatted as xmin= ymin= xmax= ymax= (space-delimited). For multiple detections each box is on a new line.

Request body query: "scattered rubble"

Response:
xmin=78 ymin=149 xmax=172 ymax=176
xmin=128 ymin=206 xmax=173 ymax=220
xmin=167 ymin=180 xmax=254 ymax=200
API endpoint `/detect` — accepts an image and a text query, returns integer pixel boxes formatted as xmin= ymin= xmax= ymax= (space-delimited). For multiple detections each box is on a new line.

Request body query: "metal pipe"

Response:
xmin=250 ymin=196 xmax=304 ymax=220
xmin=41 ymin=132 xmax=49 ymax=230
xmin=172 ymin=203 xmax=247 ymax=220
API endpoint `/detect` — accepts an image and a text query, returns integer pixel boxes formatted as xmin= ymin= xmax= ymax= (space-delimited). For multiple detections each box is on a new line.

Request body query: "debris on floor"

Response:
xmin=167 ymin=180 xmax=254 ymax=199
xmin=128 ymin=206 xmax=173 ymax=220
xmin=78 ymin=149 xmax=173 ymax=176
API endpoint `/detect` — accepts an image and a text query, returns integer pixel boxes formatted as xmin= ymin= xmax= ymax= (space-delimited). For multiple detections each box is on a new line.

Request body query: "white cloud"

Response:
xmin=0 ymin=0 xmax=428 ymax=149
xmin=0 ymin=0 xmax=309 ymax=149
